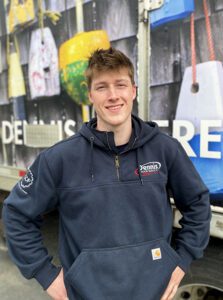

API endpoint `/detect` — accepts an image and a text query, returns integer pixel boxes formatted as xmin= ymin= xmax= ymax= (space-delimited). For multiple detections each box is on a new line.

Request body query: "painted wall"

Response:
xmin=0 ymin=0 xmax=222 ymax=168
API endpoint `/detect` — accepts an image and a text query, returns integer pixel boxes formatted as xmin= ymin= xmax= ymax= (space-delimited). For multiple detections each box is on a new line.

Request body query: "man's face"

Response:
xmin=89 ymin=68 xmax=136 ymax=131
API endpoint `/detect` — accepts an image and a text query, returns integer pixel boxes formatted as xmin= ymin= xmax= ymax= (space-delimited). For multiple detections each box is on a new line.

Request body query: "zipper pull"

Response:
xmin=115 ymin=155 xmax=120 ymax=180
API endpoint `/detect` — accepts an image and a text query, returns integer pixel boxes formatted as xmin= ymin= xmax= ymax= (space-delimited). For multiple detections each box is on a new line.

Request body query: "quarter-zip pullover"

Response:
xmin=2 ymin=115 xmax=211 ymax=300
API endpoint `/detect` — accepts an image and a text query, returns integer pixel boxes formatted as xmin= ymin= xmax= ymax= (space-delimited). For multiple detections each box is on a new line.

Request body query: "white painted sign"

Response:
xmin=1 ymin=119 xmax=76 ymax=145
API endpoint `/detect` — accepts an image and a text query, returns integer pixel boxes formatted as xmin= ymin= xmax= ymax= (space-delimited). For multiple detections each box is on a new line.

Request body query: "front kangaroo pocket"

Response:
xmin=65 ymin=239 xmax=180 ymax=300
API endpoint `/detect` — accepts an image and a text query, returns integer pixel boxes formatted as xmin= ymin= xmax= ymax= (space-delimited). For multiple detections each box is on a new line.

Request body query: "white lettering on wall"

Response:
xmin=154 ymin=120 xmax=222 ymax=159
xmin=200 ymin=120 xmax=222 ymax=159
xmin=172 ymin=120 xmax=196 ymax=157
xmin=1 ymin=120 xmax=76 ymax=145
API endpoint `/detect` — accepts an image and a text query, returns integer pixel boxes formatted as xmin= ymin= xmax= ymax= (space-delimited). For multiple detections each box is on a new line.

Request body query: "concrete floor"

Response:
xmin=0 ymin=247 xmax=51 ymax=300
xmin=0 ymin=210 xmax=59 ymax=300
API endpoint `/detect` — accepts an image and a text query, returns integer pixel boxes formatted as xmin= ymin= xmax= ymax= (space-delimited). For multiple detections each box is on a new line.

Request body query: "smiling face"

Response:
xmin=89 ymin=68 xmax=136 ymax=132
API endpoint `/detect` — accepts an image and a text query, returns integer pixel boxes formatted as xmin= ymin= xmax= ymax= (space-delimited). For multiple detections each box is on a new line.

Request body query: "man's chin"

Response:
xmin=106 ymin=116 xmax=126 ymax=126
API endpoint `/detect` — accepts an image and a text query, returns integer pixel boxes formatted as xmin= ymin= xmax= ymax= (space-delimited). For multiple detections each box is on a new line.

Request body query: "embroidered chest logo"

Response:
xmin=19 ymin=168 xmax=34 ymax=193
xmin=135 ymin=162 xmax=161 ymax=176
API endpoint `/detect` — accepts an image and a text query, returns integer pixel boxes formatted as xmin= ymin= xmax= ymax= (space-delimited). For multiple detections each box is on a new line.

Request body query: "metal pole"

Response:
xmin=76 ymin=0 xmax=90 ymax=122
xmin=137 ymin=0 xmax=150 ymax=121
xmin=0 ymin=40 xmax=2 ymax=74
xmin=137 ymin=0 xmax=164 ymax=121
xmin=76 ymin=0 xmax=84 ymax=32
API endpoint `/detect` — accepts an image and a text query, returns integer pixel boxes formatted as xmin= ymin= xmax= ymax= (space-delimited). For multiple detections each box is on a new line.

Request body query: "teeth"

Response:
xmin=108 ymin=105 xmax=122 ymax=110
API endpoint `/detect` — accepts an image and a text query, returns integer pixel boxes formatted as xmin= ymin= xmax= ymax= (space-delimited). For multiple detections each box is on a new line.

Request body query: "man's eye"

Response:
xmin=96 ymin=86 xmax=105 ymax=90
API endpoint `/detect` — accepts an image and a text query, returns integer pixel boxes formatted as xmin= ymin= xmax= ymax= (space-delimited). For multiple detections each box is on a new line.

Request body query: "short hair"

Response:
xmin=85 ymin=47 xmax=135 ymax=89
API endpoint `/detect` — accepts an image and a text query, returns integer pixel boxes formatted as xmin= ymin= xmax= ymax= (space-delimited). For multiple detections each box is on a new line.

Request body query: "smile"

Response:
xmin=106 ymin=104 xmax=124 ymax=111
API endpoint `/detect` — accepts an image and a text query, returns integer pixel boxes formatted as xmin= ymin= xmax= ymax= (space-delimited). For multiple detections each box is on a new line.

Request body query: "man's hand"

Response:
xmin=46 ymin=269 xmax=68 ymax=300
xmin=160 ymin=266 xmax=185 ymax=300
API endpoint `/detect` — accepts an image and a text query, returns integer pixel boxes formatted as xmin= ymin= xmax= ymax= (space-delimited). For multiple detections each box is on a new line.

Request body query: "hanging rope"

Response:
xmin=190 ymin=0 xmax=216 ymax=90
xmin=37 ymin=0 xmax=61 ymax=43
xmin=6 ymin=34 xmax=20 ymax=66
xmin=0 ymin=39 xmax=2 ymax=73
xmin=203 ymin=0 xmax=215 ymax=61
xmin=92 ymin=1 xmax=97 ymax=30
xmin=190 ymin=13 xmax=197 ymax=86
xmin=37 ymin=0 xmax=44 ymax=43
xmin=6 ymin=35 xmax=10 ymax=67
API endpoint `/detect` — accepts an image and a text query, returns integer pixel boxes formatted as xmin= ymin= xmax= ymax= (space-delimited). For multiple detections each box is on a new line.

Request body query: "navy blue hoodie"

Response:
xmin=2 ymin=115 xmax=210 ymax=300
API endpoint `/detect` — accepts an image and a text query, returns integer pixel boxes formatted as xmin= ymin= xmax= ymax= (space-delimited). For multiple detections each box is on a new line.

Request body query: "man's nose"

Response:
xmin=108 ymin=86 xmax=119 ymax=100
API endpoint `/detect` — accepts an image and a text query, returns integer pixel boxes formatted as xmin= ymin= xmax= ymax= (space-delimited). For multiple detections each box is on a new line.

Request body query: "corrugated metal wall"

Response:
xmin=150 ymin=0 xmax=223 ymax=133
xmin=0 ymin=0 xmax=222 ymax=167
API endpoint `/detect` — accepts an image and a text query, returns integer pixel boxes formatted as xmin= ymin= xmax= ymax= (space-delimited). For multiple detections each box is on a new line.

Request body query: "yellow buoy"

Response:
xmin=59 ymin=30 xmax=110 ymax=106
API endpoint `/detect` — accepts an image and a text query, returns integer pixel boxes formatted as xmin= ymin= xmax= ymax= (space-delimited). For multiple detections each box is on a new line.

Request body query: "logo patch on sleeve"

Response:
xmin=151 ymin=248 xmax=162 ymax=260
xmin=19 ymin=168 xmax=34 ymax=193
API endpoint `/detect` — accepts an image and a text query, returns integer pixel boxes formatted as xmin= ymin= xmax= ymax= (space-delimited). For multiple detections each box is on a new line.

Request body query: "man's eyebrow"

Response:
xmin=94 ymin=81 xmax=107 ymax=86
xmin=115 ymin=79 xmax=130 ymax=83
xmin=93 ymin=79 xmax=129 ymax=86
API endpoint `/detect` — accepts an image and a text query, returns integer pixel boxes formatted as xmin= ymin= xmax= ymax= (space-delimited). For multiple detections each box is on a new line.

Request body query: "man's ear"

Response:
xmin=132 ymin=85 xmax=137 ymax=101
xmin=88 ymin=92 xmax=94 ymax=104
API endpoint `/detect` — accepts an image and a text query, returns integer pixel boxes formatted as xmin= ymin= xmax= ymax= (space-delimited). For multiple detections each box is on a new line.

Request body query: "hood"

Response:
xmin=79 ymin=114 xmax=159 ymax=153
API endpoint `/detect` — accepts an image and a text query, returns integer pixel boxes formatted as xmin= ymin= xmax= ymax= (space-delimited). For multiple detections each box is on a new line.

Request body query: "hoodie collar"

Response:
xmin=80 ymin=114 xmax=159 ymax=153
xmin=79 ymin=115 xmax=159 ymax=184
xmin=85 ymin=118 xmax=137 ymax=154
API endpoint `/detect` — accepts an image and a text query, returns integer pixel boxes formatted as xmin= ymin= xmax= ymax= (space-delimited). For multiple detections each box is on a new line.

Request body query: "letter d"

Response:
xmin=2 ymin=121 xmax=13 ymax=144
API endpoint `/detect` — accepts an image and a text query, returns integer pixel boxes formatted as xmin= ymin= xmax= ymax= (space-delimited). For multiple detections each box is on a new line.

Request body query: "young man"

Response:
xmin=2 ymin=48 xmax=210 ymax=300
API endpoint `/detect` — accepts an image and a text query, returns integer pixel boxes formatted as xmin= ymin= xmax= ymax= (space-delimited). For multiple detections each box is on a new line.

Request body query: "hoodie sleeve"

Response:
xmin=168 ymin=140 xmax=211 ymax=273
xmin=2 ymin=151 xmax=61 ymax=290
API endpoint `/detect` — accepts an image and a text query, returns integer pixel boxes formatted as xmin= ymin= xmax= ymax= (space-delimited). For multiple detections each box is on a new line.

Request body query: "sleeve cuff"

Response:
xmin=176 ymin=247 xmax=194 ymax=273
xmin=34 ymin=262 xmax=62 ymax=290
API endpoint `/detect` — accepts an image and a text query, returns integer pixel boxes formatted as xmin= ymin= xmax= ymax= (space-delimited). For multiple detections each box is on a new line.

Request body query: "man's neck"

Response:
xmin=113 ymin=124 xmax=132 ymax=146
xmin=96 ymin=119 xmax=132 ymax=146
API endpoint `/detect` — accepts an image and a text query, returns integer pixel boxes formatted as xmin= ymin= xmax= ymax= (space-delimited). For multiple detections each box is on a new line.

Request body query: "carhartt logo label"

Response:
xmin=135 ymin=162 xmax=161 ymax=176
xmin=151 ymin=248 xmax=162 ymax=260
